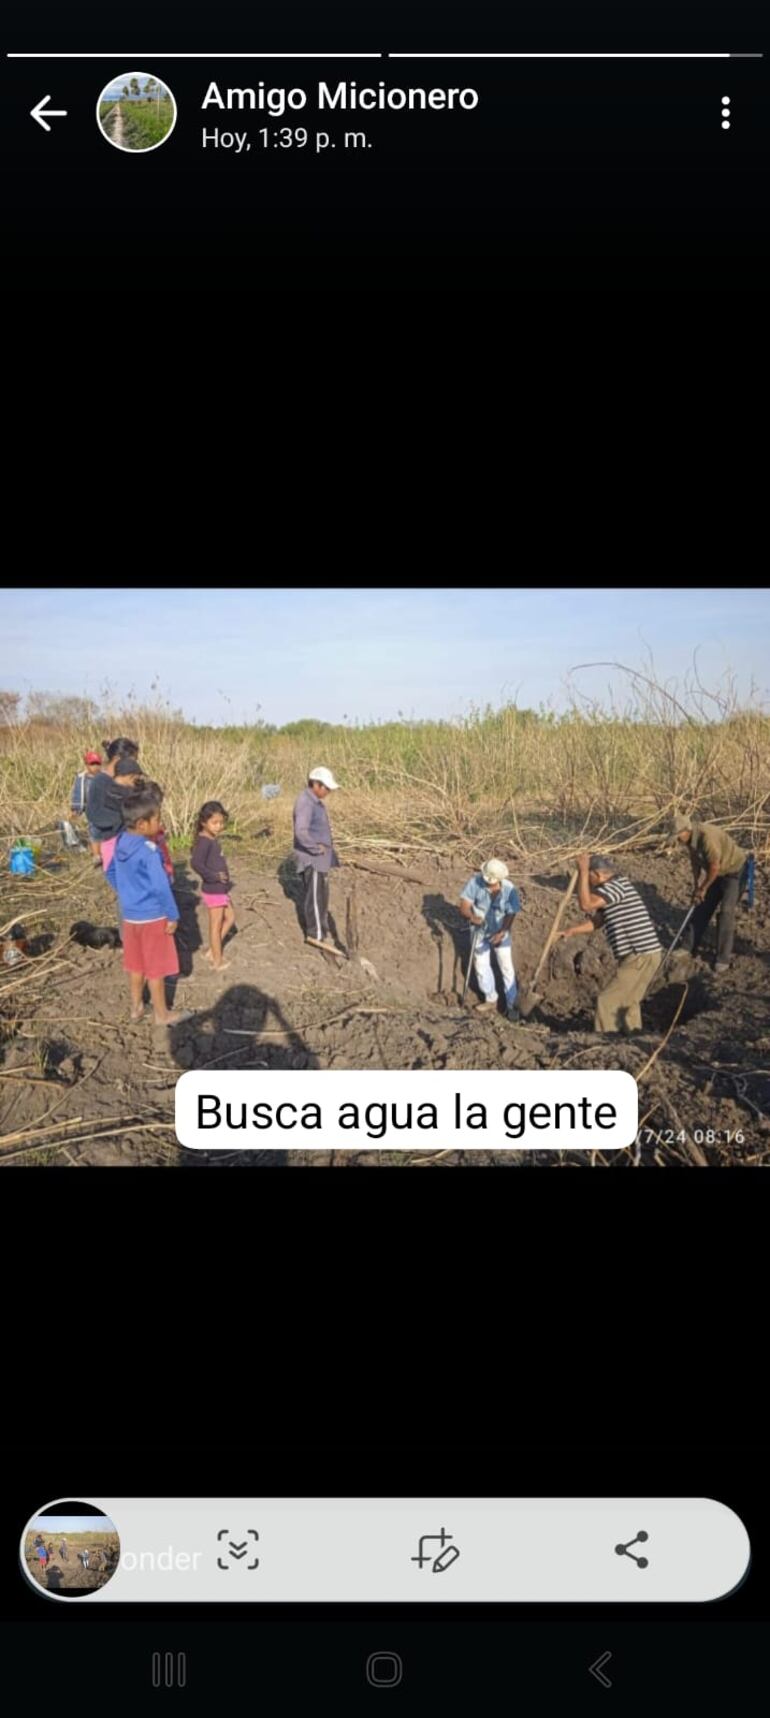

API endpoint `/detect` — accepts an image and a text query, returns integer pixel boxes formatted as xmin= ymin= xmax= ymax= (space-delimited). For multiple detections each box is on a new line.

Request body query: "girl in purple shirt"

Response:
xmin=191 ymin=801 xmax=236 ymax=972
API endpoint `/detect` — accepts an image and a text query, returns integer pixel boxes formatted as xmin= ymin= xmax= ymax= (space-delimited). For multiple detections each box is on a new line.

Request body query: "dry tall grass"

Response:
xmin=1 ymin=676 xmax=768 ymax=866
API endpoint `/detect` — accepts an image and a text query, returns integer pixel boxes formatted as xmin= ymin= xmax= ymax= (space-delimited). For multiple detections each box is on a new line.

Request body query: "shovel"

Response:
xmin=656 ymin=902 xmax=697 ymax=977
xmin=344 ymin=872 xmax=380 ymax=980
xmin=461 ymin=923 xmax=482 ymax=1007
xmin=518 ymin=869 xmax=579 ymax=1019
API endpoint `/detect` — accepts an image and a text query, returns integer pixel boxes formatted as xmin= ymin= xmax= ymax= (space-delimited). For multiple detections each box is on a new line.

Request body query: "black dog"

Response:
xmin=70 ymin=921 xmax=121 ymax=950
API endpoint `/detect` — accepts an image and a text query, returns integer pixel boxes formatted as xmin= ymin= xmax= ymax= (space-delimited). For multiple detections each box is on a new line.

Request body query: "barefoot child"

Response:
xmin=105 ymin=781 xmax=191 ymax=1027
xmin=191 ymin=802 xmax=236 ymax=971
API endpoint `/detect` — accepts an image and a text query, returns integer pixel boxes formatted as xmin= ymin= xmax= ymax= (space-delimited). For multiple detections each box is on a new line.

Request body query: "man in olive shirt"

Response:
xmin=671 ymin=813 xmax=749 ymax=972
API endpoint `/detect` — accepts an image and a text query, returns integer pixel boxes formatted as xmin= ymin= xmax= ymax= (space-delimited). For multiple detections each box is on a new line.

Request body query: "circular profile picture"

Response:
xmin=21 ymin=1501 xmax=120 ymax=1598
xmin=97 ymin=72 xmax=177 ymax=152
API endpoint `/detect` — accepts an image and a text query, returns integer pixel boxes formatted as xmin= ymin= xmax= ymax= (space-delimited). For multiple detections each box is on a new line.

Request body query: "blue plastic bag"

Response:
xmin=9 ymin=846 xmax=35 ymax=876
xmin=745 ymin=853 xmax=755 ymax=909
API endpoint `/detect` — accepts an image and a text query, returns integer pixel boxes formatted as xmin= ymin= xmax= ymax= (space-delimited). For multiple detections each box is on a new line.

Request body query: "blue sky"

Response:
xmin=2 ymin=587 xmax=767 ymax=728
xmin=102 ymin=77 xmax=170 ymax=99
xmin=29 ymin=1515 xmax=116 ymax=1534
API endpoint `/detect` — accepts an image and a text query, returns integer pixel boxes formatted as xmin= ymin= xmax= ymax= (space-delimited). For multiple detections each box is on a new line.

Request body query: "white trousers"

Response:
xmin=473 ymin=937 xmax=517 ymax=1005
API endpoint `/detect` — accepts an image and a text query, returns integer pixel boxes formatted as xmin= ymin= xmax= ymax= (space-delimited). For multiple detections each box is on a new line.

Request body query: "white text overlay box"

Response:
xmin=175 ymin=1069 xmax=637 ymax=1151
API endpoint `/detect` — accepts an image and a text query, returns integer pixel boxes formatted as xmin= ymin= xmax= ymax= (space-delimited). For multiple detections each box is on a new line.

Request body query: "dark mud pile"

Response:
xmin=1 ymin=847 xmax=768 ymax=1166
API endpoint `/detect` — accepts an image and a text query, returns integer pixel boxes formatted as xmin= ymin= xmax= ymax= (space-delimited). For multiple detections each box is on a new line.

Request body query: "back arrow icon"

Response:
xmin=589 ymin=1652 xmax=613 ymax=1689
xmin=31 ymin=96 xmax=68 ymax=132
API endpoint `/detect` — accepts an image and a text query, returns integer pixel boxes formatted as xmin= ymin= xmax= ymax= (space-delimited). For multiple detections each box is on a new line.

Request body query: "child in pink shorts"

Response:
xmin=191 ymin=801 xmax=236 ymax=972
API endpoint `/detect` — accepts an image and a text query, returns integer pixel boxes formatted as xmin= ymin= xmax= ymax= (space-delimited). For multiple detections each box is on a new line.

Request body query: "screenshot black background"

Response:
xmin=3 ymin=1173 xmax=767 ymax=1713
xmin=4 ymin=0 xmax=768 ymax=289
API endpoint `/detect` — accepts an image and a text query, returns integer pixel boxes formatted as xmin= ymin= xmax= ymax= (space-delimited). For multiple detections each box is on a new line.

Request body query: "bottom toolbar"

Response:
xmin=20 ymin=1499 xmax=749 ymax=1603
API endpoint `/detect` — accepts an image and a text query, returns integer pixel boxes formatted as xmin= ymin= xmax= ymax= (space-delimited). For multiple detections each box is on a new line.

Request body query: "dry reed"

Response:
xmin=1 ymin=672 xmax=768 ymax=869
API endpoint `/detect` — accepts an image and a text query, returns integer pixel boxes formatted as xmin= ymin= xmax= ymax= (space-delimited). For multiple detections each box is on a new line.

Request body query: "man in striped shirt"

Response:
xmin=558 ymin=852 xmax=662 ymax=1034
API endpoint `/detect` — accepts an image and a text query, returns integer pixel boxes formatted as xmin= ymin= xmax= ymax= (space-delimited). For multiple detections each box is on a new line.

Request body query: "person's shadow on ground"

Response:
xmin=278 ymin=854 xmax=304 ymax=935
xmin=421 ymin=892 xmax=472 ymax=998
xmin=632 ymin=878 xmax=691 ymax=943
xmin=640 ymin=877 xmax=755 ymax=959
xmin=531 ymin=872 xmax=571 ymax=893
xmin=171 ymin=860 xmax=204 ymax=980
xmin=167 ymin=982 xmax=319 ymax=1166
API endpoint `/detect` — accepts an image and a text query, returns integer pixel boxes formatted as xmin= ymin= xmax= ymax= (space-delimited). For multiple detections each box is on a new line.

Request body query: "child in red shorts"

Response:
xmin=105 ymin=781 xmax=191 ymax=1027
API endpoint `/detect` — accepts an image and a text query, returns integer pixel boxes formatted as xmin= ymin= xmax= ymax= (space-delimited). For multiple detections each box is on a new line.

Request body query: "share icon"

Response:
xmin=614 ymin=1530 xmax=649 ymax=1569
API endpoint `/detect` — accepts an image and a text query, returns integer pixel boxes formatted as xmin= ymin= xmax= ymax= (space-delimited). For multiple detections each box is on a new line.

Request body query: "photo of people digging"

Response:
xmin=1 ymin=587 xmax=767 ymax=1167
xmin=22 ymin=1509 xmax=120 ymax=1596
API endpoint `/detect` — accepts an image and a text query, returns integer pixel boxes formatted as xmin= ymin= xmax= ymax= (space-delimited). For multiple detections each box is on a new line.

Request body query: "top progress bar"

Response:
xmin=6 ymin=53 xmax=765 ymax=60
xmin=393 ymin=51 xmax=762 ymax=57
xmin=7 ymin=52 xmax=383 ymax=59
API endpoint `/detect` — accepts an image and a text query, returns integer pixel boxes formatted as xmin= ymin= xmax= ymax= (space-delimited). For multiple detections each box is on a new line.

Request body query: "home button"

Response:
xmin=366 ymin=1651 xmax=403 ymax=1687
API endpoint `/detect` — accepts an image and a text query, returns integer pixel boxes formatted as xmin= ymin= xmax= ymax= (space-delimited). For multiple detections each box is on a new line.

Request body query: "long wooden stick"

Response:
xmin=343 ymin=858 xmax=432 ymax=885
xmin=0 ymin=1111 xmax=139 ymax=1150
xmin=0 ymin=1121 xmax=178 ymax=1166
xmin=0 ymin=1116 xmax=85 ymax=1149
xmin=530 ymin=870 xmax=579 ymax=987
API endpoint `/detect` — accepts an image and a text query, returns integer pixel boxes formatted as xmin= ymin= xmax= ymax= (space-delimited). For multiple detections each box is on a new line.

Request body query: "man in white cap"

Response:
xmin=458 ymin=859 xmax=521 ymax=1018
xmin=293 ymin=767 xmax=341 ymax=950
